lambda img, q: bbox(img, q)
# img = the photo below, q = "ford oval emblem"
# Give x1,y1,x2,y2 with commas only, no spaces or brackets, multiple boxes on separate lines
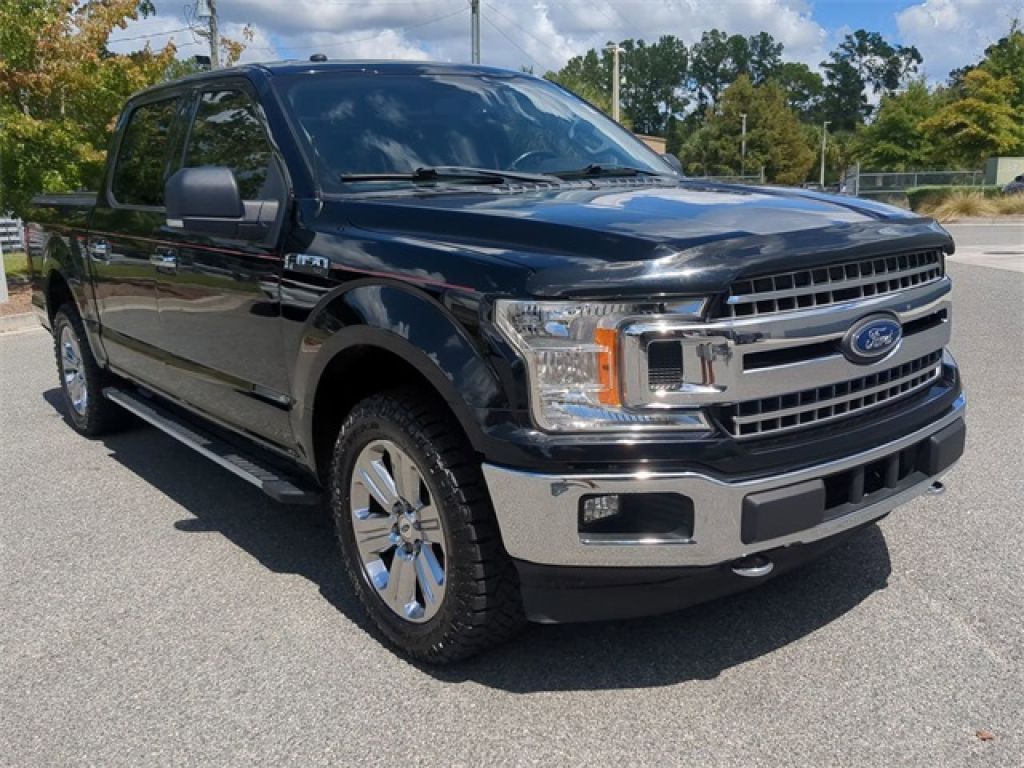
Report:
842,314,902,364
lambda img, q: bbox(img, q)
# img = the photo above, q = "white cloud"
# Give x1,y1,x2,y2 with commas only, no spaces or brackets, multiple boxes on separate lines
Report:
896,0,1024,81
110,0,830,72
108,0,1023,81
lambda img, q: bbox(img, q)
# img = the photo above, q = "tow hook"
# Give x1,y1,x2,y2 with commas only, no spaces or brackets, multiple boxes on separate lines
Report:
928,481,946,495
731,554,774,578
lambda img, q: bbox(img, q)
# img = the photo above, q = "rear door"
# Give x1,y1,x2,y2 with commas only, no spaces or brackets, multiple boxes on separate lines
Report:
89,92,187,386
150,83,293,445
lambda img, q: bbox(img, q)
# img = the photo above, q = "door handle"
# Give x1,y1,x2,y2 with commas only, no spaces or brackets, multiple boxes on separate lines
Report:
150,249,178,274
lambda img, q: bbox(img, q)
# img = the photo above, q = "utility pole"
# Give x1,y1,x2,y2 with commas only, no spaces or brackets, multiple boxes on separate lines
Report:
606,43,624,123
740,113,747,176
820,120,831,187
470,0,480,64
195,0,220,69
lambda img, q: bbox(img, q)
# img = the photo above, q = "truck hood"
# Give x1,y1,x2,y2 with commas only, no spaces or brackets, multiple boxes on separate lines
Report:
329,180,953,298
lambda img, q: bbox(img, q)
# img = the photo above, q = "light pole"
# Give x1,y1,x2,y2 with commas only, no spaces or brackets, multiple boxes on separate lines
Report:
820,120,831,187
606,43,625,123
470,0,480,64
740,113,747,176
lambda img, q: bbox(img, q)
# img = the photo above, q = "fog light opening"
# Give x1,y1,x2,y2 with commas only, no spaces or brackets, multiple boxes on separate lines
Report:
578,493,695,542
580,494,621,525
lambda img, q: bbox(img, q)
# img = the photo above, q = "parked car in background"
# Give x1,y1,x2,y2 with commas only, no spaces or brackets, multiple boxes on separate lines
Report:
1003,174,1024,195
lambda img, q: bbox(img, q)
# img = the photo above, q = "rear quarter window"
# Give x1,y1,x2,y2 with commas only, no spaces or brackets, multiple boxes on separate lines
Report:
111,97,181,207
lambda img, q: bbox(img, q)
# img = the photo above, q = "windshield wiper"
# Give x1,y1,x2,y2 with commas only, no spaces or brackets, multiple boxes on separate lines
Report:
339,166,562,184
552,164,670,179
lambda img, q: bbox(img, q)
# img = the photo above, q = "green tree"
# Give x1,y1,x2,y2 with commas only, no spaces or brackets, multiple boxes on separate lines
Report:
689,30,731,111
689,30,783,111
680,75,815,184
771,61,824,122
976,20,1024,110
617,36,689,135
922,69,1024,168
0,0,177,216
821,29,922,129
747,32,784,84
546,49,613,116
546,37,687,134
852,80,944,170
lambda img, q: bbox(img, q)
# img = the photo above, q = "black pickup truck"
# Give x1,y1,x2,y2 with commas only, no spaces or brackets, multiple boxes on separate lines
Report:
28,60,965,662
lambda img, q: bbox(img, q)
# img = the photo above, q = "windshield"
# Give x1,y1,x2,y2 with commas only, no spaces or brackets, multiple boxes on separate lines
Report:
275,70,675,191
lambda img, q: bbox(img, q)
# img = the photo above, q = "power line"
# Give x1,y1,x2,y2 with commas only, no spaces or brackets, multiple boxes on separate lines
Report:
481,15,543,72
482,2,561,71
597,0,647,43
107,26,191,44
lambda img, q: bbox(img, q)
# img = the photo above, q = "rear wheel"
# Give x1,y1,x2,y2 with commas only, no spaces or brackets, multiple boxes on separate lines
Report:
53,304,125,436
329,389,524,663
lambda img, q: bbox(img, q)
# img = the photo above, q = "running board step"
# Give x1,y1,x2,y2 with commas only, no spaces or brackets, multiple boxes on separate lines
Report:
103,387,321,505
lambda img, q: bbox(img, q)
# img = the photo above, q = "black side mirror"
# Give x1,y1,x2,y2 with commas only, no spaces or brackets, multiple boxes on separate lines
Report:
165,166,277,240
661,153,684,174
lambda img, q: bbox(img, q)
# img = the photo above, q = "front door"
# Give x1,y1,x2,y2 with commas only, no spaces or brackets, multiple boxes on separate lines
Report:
151,85,292,446
88,93,187,387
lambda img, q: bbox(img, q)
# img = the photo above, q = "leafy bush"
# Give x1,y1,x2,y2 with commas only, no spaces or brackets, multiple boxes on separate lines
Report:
906,185,1002,211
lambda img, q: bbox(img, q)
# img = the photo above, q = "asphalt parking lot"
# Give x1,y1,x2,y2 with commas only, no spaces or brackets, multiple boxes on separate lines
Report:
1,225,1022,767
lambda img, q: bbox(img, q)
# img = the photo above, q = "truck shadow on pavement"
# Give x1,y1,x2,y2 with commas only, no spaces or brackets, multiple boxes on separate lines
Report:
43,389,893,692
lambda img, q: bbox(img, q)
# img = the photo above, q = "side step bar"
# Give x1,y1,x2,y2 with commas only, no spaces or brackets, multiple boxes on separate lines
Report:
103,387,321,505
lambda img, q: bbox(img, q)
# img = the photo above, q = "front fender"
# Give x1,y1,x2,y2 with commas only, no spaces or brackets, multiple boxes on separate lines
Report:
291,280,506,460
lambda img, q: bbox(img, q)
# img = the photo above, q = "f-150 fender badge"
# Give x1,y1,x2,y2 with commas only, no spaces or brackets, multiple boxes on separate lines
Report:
842,313,902,364
284,252,330,277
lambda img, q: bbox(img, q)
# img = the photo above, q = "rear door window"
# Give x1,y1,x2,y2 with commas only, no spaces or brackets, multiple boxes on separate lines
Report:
183,89,275,199
111,97,182,207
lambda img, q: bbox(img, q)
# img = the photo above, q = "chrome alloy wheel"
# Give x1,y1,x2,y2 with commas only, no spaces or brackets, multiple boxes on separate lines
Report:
349,440,447,623
59,324,88,416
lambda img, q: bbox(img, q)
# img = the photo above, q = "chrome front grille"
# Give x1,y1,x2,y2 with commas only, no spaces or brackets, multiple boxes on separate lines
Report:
620,267,953,440
715,249,944,319
721,351,943,439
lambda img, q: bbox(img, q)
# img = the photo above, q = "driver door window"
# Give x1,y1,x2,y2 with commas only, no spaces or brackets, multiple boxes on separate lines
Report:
184,89,279,200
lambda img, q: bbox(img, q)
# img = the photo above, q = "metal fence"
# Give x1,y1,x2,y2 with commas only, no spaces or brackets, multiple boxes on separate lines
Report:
0,217,24,251
843,166,985,197
693,172,766,185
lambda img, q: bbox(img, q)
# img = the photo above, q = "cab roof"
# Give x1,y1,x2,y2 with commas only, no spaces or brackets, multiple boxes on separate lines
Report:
132,60,528,99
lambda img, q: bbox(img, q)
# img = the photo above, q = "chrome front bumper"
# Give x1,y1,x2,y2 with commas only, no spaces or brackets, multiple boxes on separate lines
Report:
482,394,965,568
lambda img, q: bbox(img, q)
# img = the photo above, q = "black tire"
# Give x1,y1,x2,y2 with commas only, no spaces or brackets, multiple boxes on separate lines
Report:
329,388,525,663
52,303,126,436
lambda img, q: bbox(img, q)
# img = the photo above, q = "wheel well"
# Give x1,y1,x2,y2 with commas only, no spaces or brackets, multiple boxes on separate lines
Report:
311,345,466,482
46,270,73,322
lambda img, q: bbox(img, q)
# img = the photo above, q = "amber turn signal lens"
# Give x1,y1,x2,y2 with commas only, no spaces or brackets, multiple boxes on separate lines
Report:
594,327,620,406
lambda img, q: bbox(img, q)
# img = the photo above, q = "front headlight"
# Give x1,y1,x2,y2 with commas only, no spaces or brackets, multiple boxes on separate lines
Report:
494,299,702,432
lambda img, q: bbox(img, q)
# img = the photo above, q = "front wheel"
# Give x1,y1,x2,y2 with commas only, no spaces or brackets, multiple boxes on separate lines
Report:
329,389,524,663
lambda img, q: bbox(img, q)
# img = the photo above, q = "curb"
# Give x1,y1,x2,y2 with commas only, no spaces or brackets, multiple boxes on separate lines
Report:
0,312,40,334
943,217,1024,225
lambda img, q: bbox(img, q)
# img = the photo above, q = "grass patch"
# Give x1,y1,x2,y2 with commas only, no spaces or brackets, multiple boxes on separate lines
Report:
992,194,1024,215
920,191,996,221
906,185,1001,212
2,250,30,280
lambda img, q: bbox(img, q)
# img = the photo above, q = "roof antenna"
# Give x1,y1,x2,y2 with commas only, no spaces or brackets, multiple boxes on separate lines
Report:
310,53,327,62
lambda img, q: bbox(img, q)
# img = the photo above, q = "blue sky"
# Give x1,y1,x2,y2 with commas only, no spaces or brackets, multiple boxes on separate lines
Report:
109,1,1024,82
811,0,911,40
